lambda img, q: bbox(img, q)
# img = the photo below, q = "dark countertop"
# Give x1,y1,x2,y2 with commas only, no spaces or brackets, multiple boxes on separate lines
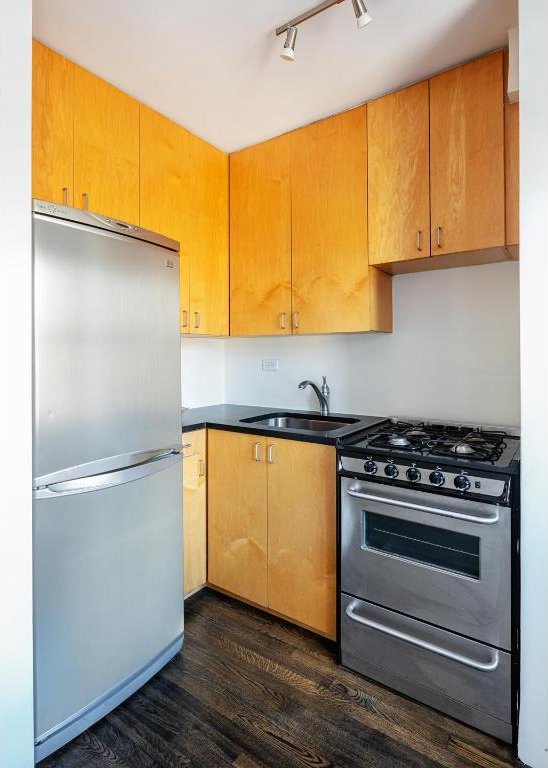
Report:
182,403,387,446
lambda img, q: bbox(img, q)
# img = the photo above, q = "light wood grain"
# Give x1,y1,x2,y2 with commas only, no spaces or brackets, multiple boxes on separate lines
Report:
375,245,516,275
505,101,519,246
32,40,74,204
291,108,371,334
230,136,292,336
73,65,139,223
183,430,207,596
267,439,336,638
369,267,393,331
140,106,191,332
430,52,505,256
186,134,229,337
368,81,431,265
207,430,268,606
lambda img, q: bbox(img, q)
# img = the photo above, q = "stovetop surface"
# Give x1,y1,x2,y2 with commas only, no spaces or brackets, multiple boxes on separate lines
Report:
341,418,520,472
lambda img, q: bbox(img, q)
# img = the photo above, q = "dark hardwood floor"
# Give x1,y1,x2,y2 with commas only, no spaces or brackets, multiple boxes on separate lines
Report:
40,589,516,768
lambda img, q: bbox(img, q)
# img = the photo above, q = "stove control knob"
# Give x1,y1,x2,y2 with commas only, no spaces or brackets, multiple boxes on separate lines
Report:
384,463,399,479
454,474,471,492
429,470,445,487
364,460,377,475
406,467,421,483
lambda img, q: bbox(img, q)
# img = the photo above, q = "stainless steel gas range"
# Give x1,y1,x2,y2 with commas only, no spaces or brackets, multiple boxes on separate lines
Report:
338,419,520,743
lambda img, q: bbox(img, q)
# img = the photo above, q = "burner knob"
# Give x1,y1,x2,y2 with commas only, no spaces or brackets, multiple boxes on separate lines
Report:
406,467,421,483
384,463,399,479
363,460,377,475
454,474,471,492
429,470,445,487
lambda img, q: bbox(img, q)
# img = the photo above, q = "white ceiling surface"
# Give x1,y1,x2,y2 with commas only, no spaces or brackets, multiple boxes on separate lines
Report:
33,0,518,152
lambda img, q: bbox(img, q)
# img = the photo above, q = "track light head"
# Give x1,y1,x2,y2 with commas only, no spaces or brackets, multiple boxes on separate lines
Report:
351,0,372,29
281,26,298,61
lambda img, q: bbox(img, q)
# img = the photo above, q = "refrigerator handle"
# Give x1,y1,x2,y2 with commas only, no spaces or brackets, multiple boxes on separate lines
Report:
34,451,182,500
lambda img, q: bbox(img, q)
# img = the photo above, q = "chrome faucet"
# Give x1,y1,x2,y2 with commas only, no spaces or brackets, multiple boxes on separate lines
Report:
298,377,330,416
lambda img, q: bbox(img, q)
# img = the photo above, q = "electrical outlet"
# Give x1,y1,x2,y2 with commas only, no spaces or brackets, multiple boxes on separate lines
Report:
262,359,279,372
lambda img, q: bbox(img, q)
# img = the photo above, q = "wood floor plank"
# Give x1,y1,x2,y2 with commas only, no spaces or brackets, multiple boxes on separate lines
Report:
38,589,517,768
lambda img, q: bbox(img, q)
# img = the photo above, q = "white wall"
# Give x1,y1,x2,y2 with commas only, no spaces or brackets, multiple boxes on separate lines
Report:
225,262,520,427
0,1,34,765
517,0,548,765
181,337,226,408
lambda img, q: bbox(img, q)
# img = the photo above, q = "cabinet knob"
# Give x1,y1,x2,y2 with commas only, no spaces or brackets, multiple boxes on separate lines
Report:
416,229,423,252
62,187,70,206
194,312,201,330
198,459,206,477
436,226,443,249
292,312,300,330
252,441,262,462
82,192,89,211
278,312,287,330
182,310,189,329
267,444,275,464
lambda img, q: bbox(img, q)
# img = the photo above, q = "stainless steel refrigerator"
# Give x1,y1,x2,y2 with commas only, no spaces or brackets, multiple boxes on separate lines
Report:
32,200,184,762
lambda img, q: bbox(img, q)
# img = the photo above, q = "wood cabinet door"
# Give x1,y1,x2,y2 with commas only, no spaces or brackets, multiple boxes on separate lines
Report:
140,106,190,332
183,430,207,597
505,101,519,246
230,136,292,336
368,81,430,265
207,430,268,606
187,134,229,337
430,52,505,256
291,108,370,334
267,439,336,637
73,65,139,223
32,41,74,205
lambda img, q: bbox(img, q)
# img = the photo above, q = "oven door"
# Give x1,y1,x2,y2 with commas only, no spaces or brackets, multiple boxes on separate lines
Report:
340,477,511,649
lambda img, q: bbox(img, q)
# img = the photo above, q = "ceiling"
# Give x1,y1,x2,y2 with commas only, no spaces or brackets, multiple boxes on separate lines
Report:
33,0,518,153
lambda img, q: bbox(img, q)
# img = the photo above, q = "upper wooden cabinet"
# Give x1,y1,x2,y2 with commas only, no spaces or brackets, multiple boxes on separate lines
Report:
292,108,391,334
430,52,505,257
368,81,431,266
73,65,140,223
32,41,74,205
230,136,292,336
207,430,268,606
505,101,519,247
140,106,191,332
186,134,229,337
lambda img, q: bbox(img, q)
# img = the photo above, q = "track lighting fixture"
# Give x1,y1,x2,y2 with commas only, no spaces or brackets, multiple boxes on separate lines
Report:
351,0,372,29
281,26,298,61
275,0,372,61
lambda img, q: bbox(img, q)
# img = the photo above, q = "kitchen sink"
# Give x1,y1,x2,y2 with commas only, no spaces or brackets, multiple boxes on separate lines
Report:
240,413,360,432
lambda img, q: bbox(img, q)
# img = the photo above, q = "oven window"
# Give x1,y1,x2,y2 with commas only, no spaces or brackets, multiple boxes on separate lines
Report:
365,512,480,579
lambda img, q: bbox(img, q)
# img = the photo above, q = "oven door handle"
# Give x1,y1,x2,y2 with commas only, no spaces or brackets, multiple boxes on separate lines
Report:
346,489,499,525
345,602,500,672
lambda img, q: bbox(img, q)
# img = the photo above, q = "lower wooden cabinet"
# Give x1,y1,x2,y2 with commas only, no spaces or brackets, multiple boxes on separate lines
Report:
183,430,207,597
207,429,337,637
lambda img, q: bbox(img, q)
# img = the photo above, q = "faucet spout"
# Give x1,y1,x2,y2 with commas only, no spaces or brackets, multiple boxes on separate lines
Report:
298,379,330,416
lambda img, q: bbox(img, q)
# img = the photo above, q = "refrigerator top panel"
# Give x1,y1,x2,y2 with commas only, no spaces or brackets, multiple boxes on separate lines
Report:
33,203,182,483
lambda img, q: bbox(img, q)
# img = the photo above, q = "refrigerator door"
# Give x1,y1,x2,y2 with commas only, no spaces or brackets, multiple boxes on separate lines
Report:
33,208,181,481
33,455,183,756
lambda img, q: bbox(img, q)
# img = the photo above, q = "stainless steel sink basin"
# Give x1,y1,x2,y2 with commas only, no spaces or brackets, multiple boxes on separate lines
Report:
240,413,359,432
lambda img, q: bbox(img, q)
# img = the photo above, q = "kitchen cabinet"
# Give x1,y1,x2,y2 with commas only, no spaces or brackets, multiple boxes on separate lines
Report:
32,40,74,205
73,65,140,223
140,106,229,336
230,135,292,336
368,81,431,266
183,430,207,597
291,108,392,334
207,429,336,637
505,101,519,248
267,438,336,637
140,106,191,332
430,52,505,257
207,430,268,606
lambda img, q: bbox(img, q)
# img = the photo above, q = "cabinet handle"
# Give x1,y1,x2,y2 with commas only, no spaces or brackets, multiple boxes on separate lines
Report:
292,312,300,330
278,312,287,330
182,442,192,450
253,441,262,462
198,459,206,477
82,192,89,211
62,187,69,206
194,312,201,329
267,444,275,464
416,230,422,252
436,226,442,249
182,310,189,329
